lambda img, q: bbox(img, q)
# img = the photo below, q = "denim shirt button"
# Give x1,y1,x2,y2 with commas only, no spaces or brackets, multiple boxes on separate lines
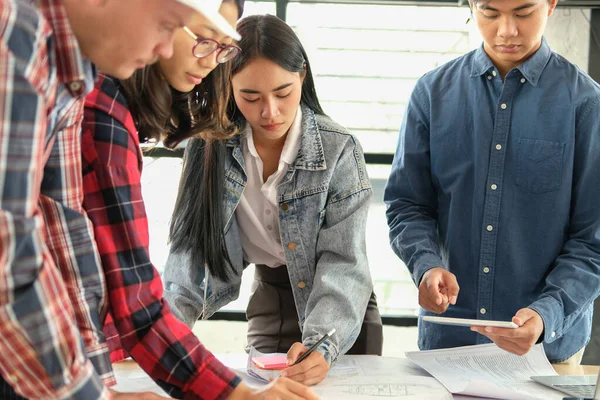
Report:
480,308,487,315
288,243,297,250
297,281,307,289
551,331,556,338
282,203,289,211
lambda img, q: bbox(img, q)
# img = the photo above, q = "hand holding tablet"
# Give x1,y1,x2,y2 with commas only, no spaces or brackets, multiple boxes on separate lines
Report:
421,315,519,329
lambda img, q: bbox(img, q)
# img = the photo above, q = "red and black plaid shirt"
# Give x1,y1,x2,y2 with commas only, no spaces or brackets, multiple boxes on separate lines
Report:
82,74,241,399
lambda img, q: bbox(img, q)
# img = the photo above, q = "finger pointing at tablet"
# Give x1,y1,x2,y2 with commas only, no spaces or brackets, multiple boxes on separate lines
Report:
419,267,460,314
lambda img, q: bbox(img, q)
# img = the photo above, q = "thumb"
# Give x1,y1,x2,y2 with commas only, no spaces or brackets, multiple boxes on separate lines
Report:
513,308,534,327
441,271,460,305
425,270,444,305
286,342,308,365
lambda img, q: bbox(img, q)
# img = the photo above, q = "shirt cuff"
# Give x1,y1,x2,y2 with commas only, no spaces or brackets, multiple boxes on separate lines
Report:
412,253,445,287
305,337,338,366
87,343,116,387
528,296,564,344
182,355,241,400
55,360,109,400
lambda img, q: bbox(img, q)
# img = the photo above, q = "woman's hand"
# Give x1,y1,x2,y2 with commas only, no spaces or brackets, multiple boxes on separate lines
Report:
279,342,330,386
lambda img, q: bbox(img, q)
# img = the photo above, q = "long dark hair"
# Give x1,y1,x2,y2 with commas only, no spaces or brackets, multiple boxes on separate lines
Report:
170,13,324,282
119,54,235,148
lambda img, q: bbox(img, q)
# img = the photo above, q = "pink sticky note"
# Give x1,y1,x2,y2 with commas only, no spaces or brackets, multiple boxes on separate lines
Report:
252,355,288,370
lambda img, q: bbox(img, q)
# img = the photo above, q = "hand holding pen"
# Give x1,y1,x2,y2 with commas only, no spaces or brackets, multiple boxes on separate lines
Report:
280,329,336,386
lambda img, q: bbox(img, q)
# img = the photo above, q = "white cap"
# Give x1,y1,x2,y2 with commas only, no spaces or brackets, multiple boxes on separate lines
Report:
175,0,241,41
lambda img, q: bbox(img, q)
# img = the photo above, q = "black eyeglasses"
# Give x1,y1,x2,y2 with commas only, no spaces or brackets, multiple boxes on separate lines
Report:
183,26,240,63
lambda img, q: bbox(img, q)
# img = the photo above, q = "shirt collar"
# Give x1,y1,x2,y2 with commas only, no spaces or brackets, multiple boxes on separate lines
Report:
516,37,552,86
279,106,302,165
40,0,94,96
229,104,326,171
243,106,303,165
470,44,496,78
470,37,552,86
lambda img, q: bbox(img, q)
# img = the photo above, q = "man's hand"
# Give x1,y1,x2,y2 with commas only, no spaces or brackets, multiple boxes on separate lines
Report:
470,308,544,356
109,389,170,399
418,267,460,314
280,342,330,386
228,379,319,400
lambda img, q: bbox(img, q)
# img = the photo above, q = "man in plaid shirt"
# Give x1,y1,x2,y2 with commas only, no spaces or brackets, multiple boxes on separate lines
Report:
0,0,217,398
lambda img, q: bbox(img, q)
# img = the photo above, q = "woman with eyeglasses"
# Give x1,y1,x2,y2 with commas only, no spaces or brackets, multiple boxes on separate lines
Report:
163,14,383,387
80,2,317,399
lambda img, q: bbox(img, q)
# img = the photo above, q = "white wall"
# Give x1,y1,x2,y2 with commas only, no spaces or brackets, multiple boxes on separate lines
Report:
545,9,590,72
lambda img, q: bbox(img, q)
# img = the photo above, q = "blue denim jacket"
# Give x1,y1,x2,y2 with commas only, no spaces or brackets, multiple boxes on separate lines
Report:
164,105,373,364
384,39,600,363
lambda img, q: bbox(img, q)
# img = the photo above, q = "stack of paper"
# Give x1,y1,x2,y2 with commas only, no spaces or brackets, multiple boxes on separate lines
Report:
406,343,565,400
246,346,284,383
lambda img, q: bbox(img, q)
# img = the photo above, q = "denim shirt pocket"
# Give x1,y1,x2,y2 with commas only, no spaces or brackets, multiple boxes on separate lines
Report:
516,138,565,194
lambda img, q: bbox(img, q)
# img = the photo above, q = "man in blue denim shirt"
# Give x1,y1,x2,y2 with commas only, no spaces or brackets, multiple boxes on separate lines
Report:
385,0,600,364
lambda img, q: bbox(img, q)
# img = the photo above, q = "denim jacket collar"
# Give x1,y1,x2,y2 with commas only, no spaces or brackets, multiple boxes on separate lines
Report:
470,37,552,86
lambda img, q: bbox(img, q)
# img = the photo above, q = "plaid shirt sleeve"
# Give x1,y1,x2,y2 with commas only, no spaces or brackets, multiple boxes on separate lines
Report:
82,74,241,399
38,117,115,386
0,1,110,399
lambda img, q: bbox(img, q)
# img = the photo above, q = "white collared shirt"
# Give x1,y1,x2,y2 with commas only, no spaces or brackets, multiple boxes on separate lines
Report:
236,106,303,268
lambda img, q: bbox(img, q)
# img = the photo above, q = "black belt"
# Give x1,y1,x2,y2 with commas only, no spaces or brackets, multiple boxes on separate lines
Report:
254,263,290,284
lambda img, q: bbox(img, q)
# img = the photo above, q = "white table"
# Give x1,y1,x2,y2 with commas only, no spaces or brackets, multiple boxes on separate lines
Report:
112,354,453,399
112,354,599,399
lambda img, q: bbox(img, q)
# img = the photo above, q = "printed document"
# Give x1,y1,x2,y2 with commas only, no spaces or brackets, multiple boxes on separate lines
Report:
241,348,453,399
406,343,564,400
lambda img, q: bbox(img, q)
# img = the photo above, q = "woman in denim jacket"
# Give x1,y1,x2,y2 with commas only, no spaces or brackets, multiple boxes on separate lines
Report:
163,14,382,386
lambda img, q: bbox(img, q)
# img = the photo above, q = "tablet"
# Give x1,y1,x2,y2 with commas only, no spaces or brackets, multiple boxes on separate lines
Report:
421,316,519,329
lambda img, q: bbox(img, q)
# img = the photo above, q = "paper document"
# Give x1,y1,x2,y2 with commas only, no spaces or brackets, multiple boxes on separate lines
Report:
406,343,565,400
242,349,453,399
111,360,170,396
313,357,452,399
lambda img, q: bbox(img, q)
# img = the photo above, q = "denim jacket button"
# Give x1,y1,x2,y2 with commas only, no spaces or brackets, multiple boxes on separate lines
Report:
297,281,307,289
288,243,297,250
281,203,289,211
